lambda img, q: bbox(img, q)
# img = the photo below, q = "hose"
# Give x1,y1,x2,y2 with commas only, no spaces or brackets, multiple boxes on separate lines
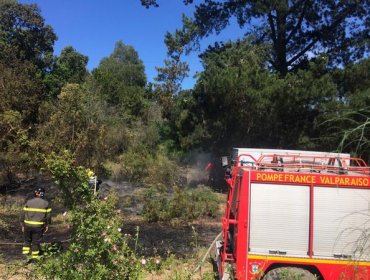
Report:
192,231,222,274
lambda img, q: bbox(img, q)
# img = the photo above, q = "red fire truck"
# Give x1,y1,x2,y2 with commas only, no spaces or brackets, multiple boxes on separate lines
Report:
217,148,370,280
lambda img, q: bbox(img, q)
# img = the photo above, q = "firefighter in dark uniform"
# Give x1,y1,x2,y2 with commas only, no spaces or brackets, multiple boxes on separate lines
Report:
21,187,52,262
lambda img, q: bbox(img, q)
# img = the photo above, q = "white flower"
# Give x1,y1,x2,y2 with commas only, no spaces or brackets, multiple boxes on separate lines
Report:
141,258,146,265
117,228,122,232
63,211,67,216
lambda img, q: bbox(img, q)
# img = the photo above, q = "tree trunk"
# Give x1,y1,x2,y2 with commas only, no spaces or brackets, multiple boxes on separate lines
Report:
275,2,288,76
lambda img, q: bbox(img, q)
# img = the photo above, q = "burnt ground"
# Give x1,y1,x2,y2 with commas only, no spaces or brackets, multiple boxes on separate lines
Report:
0,177,224,264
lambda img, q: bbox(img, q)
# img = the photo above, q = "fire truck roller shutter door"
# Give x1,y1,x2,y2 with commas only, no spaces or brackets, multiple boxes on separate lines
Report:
313,186,370,260
249,183,310,256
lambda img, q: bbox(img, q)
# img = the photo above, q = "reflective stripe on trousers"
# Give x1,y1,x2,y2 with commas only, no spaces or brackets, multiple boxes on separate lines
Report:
22,246,30,255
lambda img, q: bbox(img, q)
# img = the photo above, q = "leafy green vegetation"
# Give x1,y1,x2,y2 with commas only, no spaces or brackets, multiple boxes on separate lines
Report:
141,185,219,223
0,1,369,279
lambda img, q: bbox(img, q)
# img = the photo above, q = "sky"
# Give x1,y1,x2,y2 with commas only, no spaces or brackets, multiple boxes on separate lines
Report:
18,0,245,89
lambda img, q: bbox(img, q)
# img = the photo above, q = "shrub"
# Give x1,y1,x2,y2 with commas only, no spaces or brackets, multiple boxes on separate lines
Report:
37,194,142,280
141,185,219,223
141,186,170,222
36,151,142,279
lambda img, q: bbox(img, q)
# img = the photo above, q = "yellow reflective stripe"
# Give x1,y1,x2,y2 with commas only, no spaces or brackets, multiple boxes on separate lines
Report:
23,207,49,213
24,220,45,225
22,247,30,254
31,255,40,259
32,251,40,255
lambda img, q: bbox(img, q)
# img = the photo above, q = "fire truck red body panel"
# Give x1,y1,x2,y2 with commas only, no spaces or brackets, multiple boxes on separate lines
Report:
218,148,370,280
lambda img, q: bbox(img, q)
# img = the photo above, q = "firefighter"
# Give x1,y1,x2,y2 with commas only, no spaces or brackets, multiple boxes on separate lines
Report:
21,187,52,262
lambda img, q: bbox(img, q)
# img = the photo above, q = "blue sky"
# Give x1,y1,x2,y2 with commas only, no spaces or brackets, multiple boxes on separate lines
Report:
19,0,245,89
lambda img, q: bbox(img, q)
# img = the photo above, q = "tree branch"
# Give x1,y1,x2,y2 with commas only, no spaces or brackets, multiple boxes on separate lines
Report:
267,12,277,45
286,0,309,42
287,4,356,67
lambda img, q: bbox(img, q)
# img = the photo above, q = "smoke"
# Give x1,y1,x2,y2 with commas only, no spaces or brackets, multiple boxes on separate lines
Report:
184,150,213,187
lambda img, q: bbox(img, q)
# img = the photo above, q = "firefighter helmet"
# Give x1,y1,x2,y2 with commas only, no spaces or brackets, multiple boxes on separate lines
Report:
34,187,45,197
87,170,95,177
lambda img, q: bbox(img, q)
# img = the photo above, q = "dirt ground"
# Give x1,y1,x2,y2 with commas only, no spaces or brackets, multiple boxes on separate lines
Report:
0,177,225,279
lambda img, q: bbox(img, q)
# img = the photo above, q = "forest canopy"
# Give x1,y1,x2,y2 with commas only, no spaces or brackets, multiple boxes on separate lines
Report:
0,0,369,187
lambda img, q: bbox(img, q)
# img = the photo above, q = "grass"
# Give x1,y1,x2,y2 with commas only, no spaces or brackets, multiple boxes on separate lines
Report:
0,192,224,280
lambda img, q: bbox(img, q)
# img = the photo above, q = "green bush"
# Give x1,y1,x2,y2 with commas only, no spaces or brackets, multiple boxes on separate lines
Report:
141,186,170,222
141,185,219,223
109,146,181,189
37,194,142,280
36,151,142,279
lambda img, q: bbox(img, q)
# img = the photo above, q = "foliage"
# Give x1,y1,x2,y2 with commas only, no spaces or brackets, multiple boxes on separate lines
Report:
0,60,44,125
143,0,369,76
37,84,113,172
153,32,190,117
0,0,56,70
37,151,142,279
191,40,276,151
42,150,93,209
0,1,54,182
321,108,370,162
0,110,32,184
182,41,342,153
44,46,89,98
92,41,148,121
37,195,142,280
0,59,44,182
166,90,206,151
317,58,370,161
269,56,337,149
141,185,219,223
109,145,180,188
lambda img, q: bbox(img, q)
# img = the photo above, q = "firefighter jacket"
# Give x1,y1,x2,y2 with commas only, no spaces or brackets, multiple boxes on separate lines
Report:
22,197,52,228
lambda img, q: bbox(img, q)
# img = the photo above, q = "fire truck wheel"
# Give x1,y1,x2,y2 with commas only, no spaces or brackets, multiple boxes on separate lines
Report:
263,267,316,280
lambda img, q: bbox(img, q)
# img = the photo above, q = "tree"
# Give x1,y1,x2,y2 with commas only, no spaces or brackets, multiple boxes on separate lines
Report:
152,31,190,117
180,40,339,153
0,1,57,70
92,41,148,120
37,84,113,171
192,40,276,151
38,152,142,279
0,59,45,183
318,58,370,161
44,46,89,98
142,0,369,76
153,56,189,117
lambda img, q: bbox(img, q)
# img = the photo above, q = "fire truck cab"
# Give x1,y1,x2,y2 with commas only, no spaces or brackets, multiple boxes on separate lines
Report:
217,148,370,280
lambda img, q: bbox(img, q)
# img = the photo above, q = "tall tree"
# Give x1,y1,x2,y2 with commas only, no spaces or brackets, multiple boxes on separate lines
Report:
37,84,116,171
318,58,370,161
153,32,189,117
142,0,369,76
0,0,57,70
44,46,89,98
92,41,148,120
0,60,44,183
195,40,277,151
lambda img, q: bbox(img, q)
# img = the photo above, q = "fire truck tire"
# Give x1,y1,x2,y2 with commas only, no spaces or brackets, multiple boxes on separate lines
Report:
263,267,316,280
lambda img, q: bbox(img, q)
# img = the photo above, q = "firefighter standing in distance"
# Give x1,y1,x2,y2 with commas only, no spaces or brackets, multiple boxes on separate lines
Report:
21,187,52,262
